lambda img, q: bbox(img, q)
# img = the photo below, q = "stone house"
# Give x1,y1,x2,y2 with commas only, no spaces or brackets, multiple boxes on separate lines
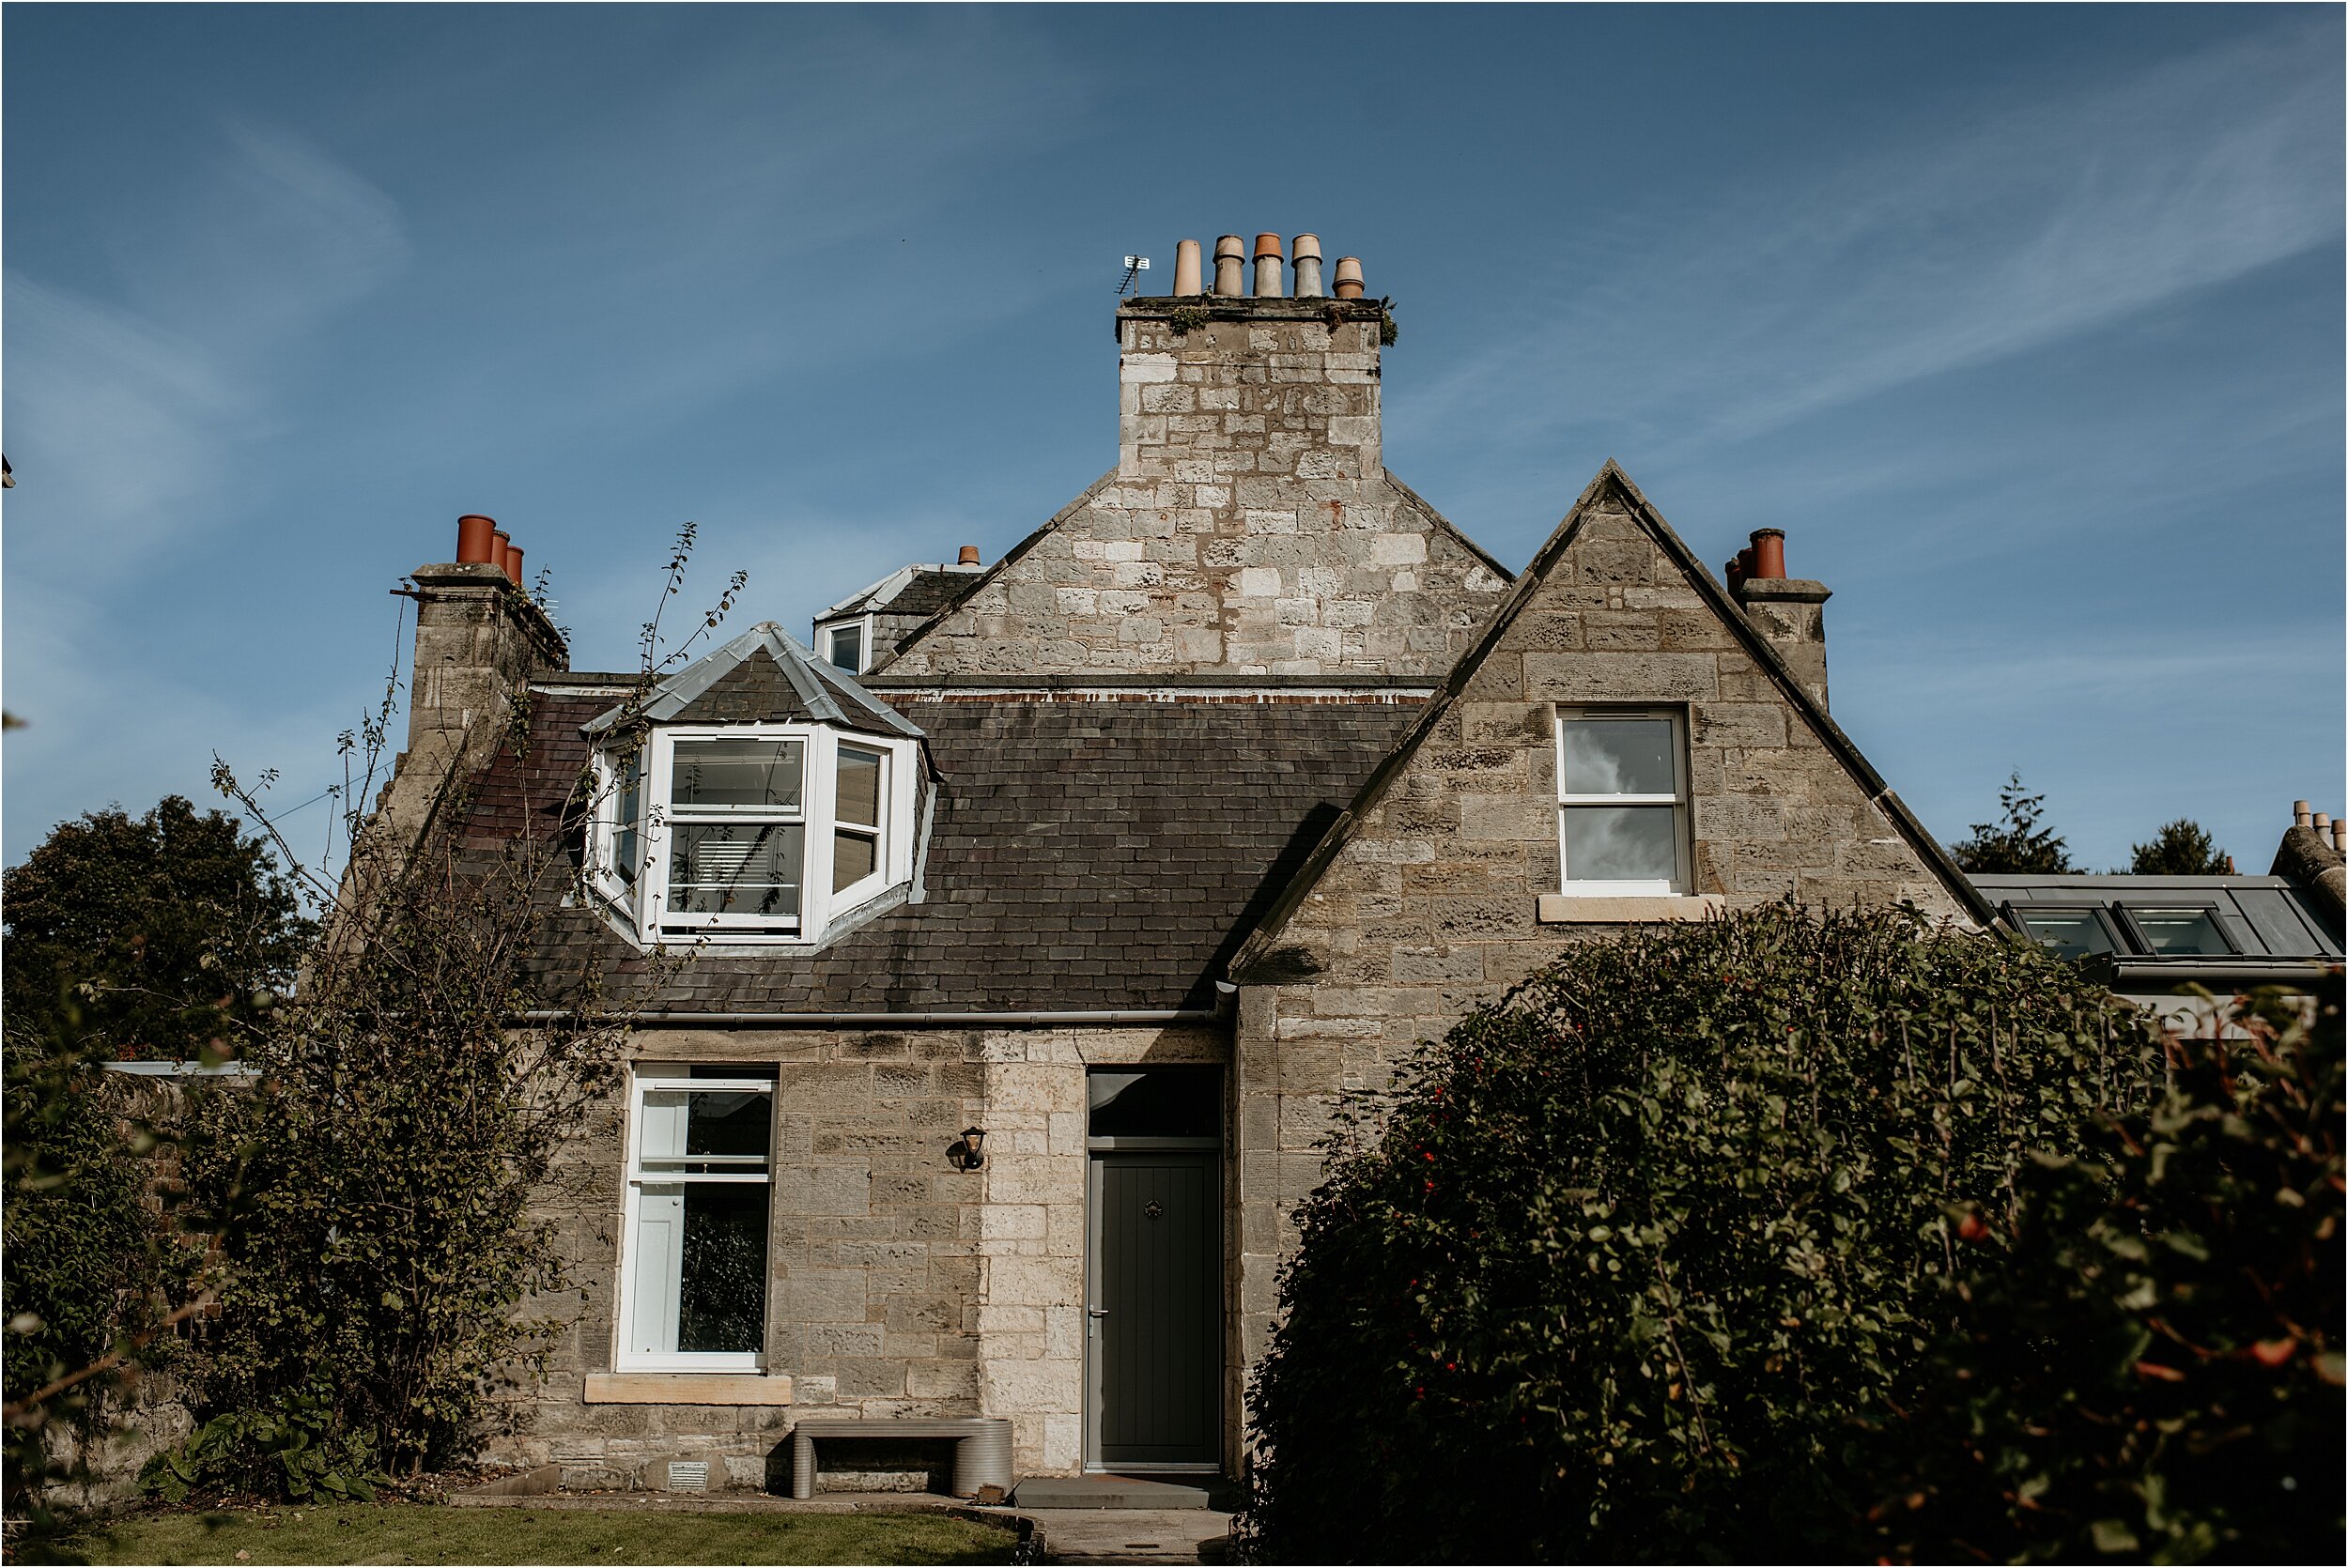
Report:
379,232,2019,1495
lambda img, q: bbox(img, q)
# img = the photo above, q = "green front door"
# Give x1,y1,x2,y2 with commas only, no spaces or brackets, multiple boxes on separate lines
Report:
1087,1150,1220,1469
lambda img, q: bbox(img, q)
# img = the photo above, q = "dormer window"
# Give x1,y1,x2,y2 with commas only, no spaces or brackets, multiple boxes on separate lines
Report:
821,620,869,674
591,721,917,945
581,623,927,946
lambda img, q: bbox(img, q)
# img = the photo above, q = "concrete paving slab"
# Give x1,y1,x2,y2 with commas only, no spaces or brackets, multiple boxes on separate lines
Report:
1016,1506,1234,1564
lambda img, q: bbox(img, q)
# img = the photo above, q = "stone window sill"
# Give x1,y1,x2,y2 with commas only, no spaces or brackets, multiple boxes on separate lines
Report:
1537,894,1724,924
583,1374,795,1406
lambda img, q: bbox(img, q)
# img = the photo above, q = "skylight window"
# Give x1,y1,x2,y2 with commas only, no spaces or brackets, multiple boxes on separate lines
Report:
2008,906,2121,961
2118,906,2235,958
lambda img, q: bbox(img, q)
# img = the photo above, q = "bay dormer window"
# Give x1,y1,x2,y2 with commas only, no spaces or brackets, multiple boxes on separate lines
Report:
591,721,918,945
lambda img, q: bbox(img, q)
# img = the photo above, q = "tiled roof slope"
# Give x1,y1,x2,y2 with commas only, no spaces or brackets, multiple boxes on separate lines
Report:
464,690,1420,1013
582,624,920,741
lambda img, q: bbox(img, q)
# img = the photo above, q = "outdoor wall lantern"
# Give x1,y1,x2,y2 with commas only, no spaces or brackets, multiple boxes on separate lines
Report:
952,1126,987,1171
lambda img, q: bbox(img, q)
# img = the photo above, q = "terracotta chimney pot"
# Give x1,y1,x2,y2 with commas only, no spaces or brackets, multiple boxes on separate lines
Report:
1213,235,1245,297
1172,238,1203,297
958,545,981,566
502,542,524,587
1748,528,1786,580
1253,233,1285,298
1332,256,1365,300
2294,800,2313,827
456,514,499,564
1291,234,1325,298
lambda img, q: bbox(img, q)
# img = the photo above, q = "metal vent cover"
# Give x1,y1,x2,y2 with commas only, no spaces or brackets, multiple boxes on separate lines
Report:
666,1460,710,1492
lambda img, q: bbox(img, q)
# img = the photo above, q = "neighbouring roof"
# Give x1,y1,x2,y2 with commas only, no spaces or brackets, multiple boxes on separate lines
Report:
468,689,1422,1012
1975,872,2341,983
582,623,922,741
821,564,985,622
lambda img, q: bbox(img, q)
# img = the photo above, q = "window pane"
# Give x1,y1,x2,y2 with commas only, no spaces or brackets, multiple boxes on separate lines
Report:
2128,907,2230,957
2016,910,2115,961
832,829,877,892
671,738,803,811
826,626,863,672
837,746,883,828
640,1089,773,1162
614,757,643,884
1563,806,1678,883
669,822,803,916
1089,1068,1221,1137
1563,719,1676,796
651,1180,767,1355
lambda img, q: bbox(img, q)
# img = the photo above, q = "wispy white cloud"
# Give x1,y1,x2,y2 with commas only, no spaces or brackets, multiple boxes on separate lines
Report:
1404,21,2342,454
4,121,415,859
5,121,410,564
2,277,244,543
116,117,413,345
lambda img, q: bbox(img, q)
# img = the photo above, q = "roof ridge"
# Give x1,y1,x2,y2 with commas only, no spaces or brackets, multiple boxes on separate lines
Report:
581,622,922,739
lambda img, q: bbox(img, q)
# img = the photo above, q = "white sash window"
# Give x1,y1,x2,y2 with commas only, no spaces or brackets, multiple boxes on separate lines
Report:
617,1072,774,1372
1554,709,1691,896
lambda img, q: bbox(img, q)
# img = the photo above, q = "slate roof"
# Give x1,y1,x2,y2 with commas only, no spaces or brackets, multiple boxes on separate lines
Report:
882,569,984,618
582,624,921,741
823,565,984,620
465,688,1422,1013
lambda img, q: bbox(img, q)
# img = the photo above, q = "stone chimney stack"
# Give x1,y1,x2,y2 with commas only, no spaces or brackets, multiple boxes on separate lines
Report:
1726,528,1831,709
874,233,1511,678
402,515,568,771
2273,798,2347,930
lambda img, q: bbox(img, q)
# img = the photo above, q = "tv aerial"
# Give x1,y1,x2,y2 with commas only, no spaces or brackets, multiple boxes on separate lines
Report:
1118,255,1151,296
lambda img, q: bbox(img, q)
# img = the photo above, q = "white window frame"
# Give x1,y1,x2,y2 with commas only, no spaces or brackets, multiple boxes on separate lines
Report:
593,722,919,945
817,614,875,675
588,744,647,909
1552,707,1691,897
614,1071,773,1373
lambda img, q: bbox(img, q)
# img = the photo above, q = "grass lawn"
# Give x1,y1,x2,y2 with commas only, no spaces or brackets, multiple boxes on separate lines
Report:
27,1503,1018,1566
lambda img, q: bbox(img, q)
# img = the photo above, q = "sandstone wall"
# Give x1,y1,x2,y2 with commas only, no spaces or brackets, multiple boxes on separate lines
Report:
882,298,1507,677
1226,474,1973,1383
511,1022,1229,1489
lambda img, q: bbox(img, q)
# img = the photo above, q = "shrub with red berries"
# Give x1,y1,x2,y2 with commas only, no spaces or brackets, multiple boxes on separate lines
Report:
1239,902,2172,1561
1866,977,2343,1562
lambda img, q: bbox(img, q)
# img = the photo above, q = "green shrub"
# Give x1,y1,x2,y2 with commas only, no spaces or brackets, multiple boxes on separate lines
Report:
140,1390,383,1504
1241,902,2161,1563
2,1027,192,1514
1865,979,2342,1562
162,816,633,1488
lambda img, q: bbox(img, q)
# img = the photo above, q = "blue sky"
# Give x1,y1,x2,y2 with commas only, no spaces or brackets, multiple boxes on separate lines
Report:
5,5,2341,874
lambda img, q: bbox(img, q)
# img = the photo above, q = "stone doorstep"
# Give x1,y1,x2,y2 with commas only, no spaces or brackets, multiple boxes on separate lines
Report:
1010,1474,1230,1511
